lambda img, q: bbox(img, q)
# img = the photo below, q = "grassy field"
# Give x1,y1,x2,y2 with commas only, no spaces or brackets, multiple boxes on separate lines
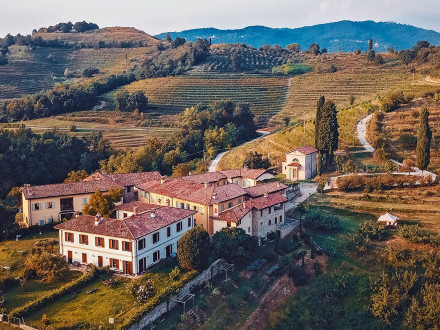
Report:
383,98,440,173
120,74,289,127
1,110,179,149
0,45,157,99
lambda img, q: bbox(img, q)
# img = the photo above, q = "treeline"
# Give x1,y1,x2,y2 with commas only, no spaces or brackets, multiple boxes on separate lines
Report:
135,38,210,78
0,129,113,198
100,100,257,176
0,73,135,122
35,21,99,34
114,90,149,112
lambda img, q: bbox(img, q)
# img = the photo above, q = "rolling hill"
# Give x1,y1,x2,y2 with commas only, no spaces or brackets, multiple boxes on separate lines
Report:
156,20,440,52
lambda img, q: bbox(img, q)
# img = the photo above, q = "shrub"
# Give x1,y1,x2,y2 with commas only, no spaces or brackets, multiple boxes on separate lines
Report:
290,265,308,286
212,227,257,266
24,253,70,283
277,240,299,254
314,262,323,276
177,226,211,271
169,266,181,281
304,209,340,231
128,279,154,303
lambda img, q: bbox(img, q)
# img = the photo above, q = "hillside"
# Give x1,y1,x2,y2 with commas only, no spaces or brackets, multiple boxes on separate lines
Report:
156,20,440,52
33,27,160,46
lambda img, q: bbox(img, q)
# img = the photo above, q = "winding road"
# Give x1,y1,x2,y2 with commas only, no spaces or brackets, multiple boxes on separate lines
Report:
208,129,270,172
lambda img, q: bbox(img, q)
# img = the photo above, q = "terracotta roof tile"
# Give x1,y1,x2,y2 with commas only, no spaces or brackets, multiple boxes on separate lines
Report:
54,206,196,239
84,171,161,186
247,193,287,210
220,168,269,180
181,172,227,184
217,204,252,223
245,181,287,198
287,162,301,167
22,180,123,200
115,201,158,213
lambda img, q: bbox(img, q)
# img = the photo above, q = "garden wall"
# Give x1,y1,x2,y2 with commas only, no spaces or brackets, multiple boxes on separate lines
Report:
129,259,225,330
278,222,299,239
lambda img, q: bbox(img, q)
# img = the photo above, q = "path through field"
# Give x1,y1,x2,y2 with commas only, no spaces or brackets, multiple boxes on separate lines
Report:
208,130,270,172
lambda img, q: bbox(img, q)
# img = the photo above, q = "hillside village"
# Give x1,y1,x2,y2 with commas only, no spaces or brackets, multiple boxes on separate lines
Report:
1,11,440,329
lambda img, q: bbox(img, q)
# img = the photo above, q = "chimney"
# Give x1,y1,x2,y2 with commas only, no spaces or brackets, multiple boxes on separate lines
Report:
150,210,156,218
242,201,246,209
212,192,217,200
204,182,208,188
277,182,281,187
243,166,249,171
264,191,268,198
188,172,192,176
133,206,138,216
160,176,165,184
94,212,102,225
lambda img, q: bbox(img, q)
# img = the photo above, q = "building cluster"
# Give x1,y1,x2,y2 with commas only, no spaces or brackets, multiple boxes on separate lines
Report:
21,146,317,276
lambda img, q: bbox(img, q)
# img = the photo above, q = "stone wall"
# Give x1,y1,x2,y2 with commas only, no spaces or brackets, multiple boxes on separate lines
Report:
130,259,225,330
278,221,299,239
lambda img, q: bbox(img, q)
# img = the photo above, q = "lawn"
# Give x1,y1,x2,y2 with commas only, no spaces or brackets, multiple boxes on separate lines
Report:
25,273,136,328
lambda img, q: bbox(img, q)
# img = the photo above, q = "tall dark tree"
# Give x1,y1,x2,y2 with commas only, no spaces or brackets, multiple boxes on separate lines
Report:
368,38,373,51
416,107,432,173
315,96,338,175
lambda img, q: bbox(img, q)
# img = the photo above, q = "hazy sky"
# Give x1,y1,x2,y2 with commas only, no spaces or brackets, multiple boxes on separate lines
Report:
2,0,440,37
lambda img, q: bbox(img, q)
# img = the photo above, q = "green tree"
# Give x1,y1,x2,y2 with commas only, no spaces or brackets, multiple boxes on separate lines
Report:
243,151,270,169
309,43,320,55
416,107,432,174
177,226,211,271
24,253,70,283
369,38,373,51
367,49,376,61
286,43,300,52
82,189,123,217
211,227,257,265
64,170,88,183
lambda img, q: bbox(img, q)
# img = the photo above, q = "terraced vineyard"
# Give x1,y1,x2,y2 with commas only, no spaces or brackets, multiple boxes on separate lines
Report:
2,110,179,149
0,45,156,99
122,74,289,126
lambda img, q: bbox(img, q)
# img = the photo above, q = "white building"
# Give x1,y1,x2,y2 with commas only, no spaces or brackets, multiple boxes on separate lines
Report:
377,213,398,227
282,146,318,181
54,205,196,275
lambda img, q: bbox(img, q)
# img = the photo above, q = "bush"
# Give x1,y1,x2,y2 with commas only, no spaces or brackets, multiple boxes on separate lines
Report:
303,209,340,231
169,266,181,281
82,67,99,77
277,240,299,254
290,265,308,286
177,226,211,271
128,279,154,303
212,227,257,266
24,253,70,283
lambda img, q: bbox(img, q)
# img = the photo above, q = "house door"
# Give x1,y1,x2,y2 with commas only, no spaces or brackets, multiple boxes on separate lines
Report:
122,261,132,275
82,253,87,263
67,251,72,263
166,244,173,258
291,168,297,181
98,256,103,268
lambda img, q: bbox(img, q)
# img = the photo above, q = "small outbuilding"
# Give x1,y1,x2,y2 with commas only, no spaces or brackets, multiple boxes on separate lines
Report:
282,146,317,181
377,213,398,227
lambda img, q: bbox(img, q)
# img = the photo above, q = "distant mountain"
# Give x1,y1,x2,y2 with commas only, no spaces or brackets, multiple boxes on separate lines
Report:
156,20,440,52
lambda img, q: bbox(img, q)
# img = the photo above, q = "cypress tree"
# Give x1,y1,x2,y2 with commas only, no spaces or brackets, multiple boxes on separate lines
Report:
416,107,432,173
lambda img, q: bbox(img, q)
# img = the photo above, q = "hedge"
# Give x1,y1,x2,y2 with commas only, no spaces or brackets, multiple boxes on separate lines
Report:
10,266,98,318
119,270,197,329
337,174,433,192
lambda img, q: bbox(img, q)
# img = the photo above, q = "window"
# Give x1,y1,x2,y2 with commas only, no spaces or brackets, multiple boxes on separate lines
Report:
260,210,263,217
65,232,74,242
122,241,132,251
248,226,251,233
176,222,183,232
268,207,272,214
221,205,225,211
140,191,144,197
167,227,171,237
153,250,160,262
126,186,132,193
152,232,160,243
81,198,87,205
228,202,233,208
238,198,242,204
237,220,241,226
187,217,192,227
193,205,197,211
109,239,119,250
32,203,42,211
138,238,145,250
123,212,128,218
243,181,247,187
79,234,88,245
95,237,105,247
175,201,178,208
151,196,155,202
45,201,55,209
227,221,231,227
280,215,283,222
269,219,272,225
200,207,204,215
275,217,278,224
139,257,147,273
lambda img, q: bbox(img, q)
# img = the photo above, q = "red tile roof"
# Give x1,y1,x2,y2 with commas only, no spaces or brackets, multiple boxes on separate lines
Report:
84,171,161,186
22,180,123,200
137,179,247,205
54,206,196,239
181,172,227,184
217,204,252,223
244,181,287,198
220,168,269,180
115,201,158,213
288,146,318,155
247,193,287,210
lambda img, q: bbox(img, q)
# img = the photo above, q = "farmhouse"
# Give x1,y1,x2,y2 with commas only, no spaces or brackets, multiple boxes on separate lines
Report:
54,206,196,275
21,171,161,227
282,146,318,181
